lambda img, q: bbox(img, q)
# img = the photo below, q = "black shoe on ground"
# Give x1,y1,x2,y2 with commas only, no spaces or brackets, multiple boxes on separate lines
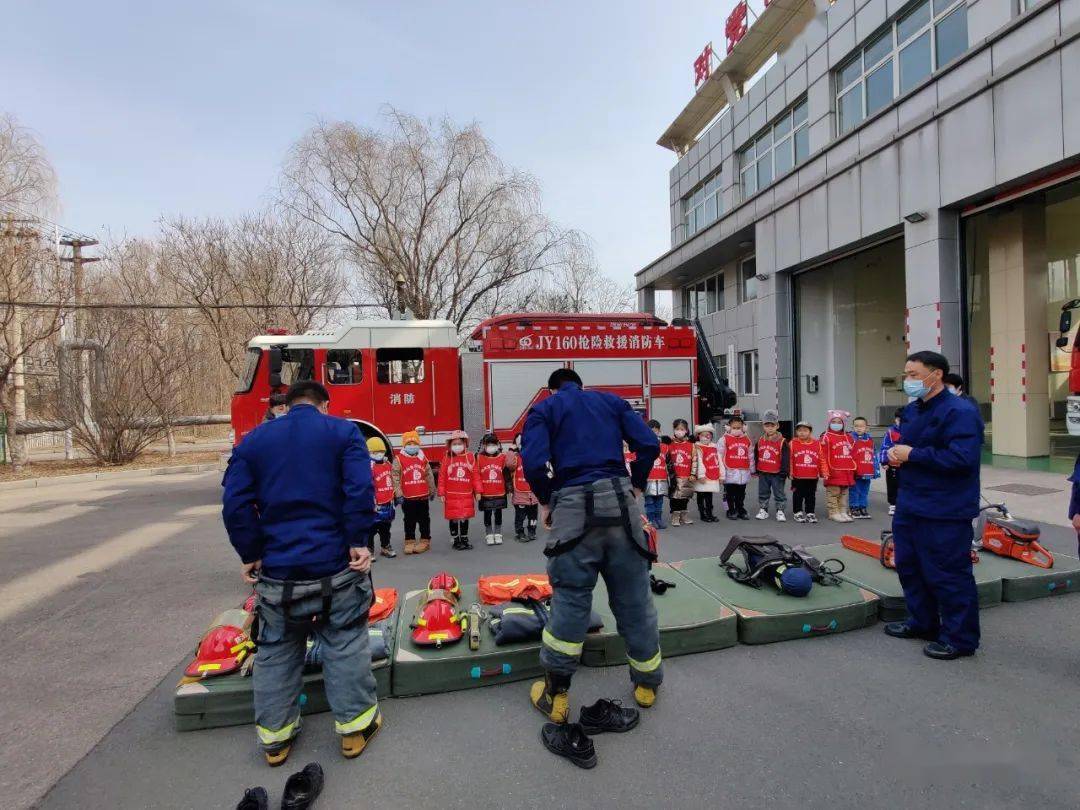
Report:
737,510,750,520
236,786,268,810
883,622,937,641
923,641,974,660
514,530,526,542
460,537,473,550
725,511,736,520
527,530,537,541
540,722,597,769
578,698,640,735
281,762,323,810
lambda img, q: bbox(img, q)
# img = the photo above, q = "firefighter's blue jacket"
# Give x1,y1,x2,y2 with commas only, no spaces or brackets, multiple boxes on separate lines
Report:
222,404,375,579
521,381,660,505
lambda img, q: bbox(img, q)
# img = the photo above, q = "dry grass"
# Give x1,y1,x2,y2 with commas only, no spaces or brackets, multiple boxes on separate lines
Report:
0,449,225,482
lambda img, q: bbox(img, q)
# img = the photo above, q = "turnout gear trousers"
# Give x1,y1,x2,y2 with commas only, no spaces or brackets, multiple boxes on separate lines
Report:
541,477,663,688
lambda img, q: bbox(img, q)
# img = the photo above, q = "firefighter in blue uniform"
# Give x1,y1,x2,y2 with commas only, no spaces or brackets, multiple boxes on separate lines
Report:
222,381,382,766
885,351,984,660
521,368,661,763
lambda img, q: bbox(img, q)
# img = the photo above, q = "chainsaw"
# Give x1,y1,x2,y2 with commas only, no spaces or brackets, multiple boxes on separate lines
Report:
975,501,1053,569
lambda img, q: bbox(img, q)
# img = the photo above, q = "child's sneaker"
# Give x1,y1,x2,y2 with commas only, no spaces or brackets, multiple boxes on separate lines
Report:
857,509,872,520
888,505,896,515
775,510,786,522
829,513,844,522
793,511,806,523
680,512,694,525
841,513,855,523
485,533,496,546
755,508,769,520
380,546,397,558
806,513,818,523
494,533,503,544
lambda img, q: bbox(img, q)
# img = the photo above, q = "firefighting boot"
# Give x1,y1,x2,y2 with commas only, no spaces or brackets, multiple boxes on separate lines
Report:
530,672,571,724
633,684,658,708
341,711,383,759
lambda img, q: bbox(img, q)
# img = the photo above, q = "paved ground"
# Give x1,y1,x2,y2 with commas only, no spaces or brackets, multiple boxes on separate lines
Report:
2,471,1078,809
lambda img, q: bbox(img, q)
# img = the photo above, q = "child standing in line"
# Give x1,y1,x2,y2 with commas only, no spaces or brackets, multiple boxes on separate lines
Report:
367,437,397,558
789,419,825,523
719,414,754,520
879,409,903,516
392,428,435,554
691,423,723,522
849,416,879,520
505,433,539,542
754,409,788,522
668,418,695,526
643,419,669,529
476,432,508,546
438,429,477,550
821,409,855,523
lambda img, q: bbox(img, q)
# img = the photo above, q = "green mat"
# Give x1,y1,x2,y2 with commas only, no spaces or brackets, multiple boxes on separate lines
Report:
174,615,396,732
814,543,1003,621
672,556,879,644
391,585,544,697
582,563,738,667
971,550,1080,602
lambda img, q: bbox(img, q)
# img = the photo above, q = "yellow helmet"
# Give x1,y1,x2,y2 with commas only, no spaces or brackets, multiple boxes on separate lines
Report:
366,436,387,454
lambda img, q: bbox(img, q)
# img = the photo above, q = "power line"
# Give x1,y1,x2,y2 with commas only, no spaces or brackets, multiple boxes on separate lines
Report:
0,300,384,310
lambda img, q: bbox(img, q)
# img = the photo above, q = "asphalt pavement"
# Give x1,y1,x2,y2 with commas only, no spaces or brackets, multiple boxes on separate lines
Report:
2,471,1078,809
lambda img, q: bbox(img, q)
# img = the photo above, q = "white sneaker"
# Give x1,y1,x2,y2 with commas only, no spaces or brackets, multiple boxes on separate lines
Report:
841,513,855,523
775,511,786,522
807,513,818,523
829,514,845,522
755,508,769,520
888,505,896,515
494,533,503,545
485,533,495,546
793,511,806,523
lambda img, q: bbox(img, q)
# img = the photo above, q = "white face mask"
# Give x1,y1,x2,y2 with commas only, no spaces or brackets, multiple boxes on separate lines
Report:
829,422,843,432
698,434,713,443
485,444,499,455
730,428,744,437
946,385,958,395
674,430,687,439
451,443,465,454
372,452,385,463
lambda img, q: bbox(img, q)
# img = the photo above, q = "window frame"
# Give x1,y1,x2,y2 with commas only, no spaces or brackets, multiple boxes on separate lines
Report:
680,171,723,241
278,347,315,387
835,0,967,136
681,270,726,318
738,97,810,200
324,348,364,386
738,257,758,304
375,347,426,385
738,349,759,396
235,347,262,393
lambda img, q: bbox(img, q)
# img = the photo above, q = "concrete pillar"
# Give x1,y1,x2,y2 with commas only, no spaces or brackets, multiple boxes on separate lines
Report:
988,203,1049,457
638,285,656,315
904,210,962,367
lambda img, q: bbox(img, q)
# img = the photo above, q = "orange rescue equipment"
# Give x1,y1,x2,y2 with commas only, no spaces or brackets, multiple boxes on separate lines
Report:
478,573,552,605
981,515,1054,569
841,533,895,570
410,572,465,647
370,587,399,623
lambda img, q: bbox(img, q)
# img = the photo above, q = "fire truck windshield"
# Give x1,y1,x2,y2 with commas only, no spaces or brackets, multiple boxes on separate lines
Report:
235,347,261,393
279,348,316,386
377,348,425,384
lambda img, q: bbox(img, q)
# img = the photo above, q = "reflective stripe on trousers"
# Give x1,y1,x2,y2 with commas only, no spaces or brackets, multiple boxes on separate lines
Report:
542,627,583,658
257,713,301,746
334,702,379,735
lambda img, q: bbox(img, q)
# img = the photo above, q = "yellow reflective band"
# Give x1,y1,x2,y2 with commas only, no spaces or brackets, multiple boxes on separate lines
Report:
257,715,301,745
542,628,583,657
197,663,222,672
628,650,663,673
335,704,379,735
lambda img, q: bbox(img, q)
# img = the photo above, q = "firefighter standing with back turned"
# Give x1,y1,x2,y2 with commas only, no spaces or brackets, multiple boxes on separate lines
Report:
521,368,661,769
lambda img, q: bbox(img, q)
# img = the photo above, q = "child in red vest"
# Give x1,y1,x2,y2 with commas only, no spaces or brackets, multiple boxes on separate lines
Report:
476,432,509,546
367,436,398,559
789,419,825,522
754,409,788,522
691,423,723,522
668,418,695,526
849,416,879,519
719,414,754,520
821,409,855,523
392,428,435,554
505,432,539,542
643,419,669,529
438,429,477,550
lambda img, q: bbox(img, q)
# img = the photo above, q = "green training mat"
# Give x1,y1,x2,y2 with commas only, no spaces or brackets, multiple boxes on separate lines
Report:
813,543,1003,620
672,556,879,644
391,585,544,697
582,562,738,667
174,614,396,733
971,550,1080,601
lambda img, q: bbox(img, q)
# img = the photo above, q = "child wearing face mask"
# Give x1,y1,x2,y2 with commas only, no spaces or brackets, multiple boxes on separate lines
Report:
691,423,724,522
393,429,436,554
367,436,398,558
505,433,539,542
878,409,903,516
848,416,879,519
668,418,695,526
437,430,477,550
643,419,669,529
821,409,855,523
476,432,509,546
719,414,754,520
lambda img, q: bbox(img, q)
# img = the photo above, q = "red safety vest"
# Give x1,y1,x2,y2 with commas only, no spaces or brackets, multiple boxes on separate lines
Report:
790,439,823,479
648,446,669,481
441,454,475,496
397,452,431,499
822,431,855,471
669,441,693,477
513,463,532,493
372,461,395,505
624,451,636,473
698,444,722,481
476,453,507,497
724,434,752,470
756,435,784,475
852,435,876,476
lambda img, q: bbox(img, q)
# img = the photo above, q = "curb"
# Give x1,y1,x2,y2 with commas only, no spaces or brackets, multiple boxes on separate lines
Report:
0,460,227,492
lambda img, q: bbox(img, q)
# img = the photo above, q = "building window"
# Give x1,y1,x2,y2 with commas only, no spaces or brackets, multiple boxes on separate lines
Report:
714,353,729,386
739,257,758,304
738,350,759,396
739,98,809,199
680,171,722,241
681,271,725,318
835,0,967,136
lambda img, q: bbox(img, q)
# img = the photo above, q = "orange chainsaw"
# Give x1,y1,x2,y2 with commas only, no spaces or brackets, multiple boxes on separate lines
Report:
841,531,895,569
976,502,1053,569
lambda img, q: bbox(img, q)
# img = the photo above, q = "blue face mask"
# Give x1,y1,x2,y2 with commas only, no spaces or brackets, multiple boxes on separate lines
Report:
903,376,930,399
404,445,420,456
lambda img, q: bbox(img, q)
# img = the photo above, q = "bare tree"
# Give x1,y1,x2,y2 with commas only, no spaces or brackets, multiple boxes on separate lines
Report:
281,107,581,333
507,233,635,314
0,113,56,214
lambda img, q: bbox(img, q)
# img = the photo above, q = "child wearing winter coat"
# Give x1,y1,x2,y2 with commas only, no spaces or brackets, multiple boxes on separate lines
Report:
668,418,695,526
878,409,903,516
821,409,855,523
505,433,539,542
643,419,669,529
438,430,477,550
849,416,879,519
789,419,826,522
690,423,723,522
719,414,754,520
367,436,397,558
476,432,509,546
392,428,436,554
754,409,789,522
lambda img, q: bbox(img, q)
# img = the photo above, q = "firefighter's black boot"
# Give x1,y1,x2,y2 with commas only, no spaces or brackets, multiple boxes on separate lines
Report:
530,671,571,724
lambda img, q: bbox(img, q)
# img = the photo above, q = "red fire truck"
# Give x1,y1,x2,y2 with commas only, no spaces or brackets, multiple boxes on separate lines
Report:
231,313,734,461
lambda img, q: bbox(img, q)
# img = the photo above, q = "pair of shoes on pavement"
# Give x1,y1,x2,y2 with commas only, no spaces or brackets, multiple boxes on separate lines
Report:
540,696,650,769
485,533,504,546
850,508,872,520
829,512,854,523
452,537,473,551
883,622,975,660
755,509,787,522
237,762,323,810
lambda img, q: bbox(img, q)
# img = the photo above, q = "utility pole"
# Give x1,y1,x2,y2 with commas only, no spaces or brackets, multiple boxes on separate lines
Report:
60,237,99,456
2,215,40,469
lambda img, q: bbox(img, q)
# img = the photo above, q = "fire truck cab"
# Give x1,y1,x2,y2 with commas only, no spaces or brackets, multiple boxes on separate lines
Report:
231,320,463,461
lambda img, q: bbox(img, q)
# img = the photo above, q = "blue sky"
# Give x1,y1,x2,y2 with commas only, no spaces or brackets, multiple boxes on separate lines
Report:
3,1,736,288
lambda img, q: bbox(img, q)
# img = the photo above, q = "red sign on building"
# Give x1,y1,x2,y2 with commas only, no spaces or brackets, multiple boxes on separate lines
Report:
693,42,714,87
726,1,749,53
